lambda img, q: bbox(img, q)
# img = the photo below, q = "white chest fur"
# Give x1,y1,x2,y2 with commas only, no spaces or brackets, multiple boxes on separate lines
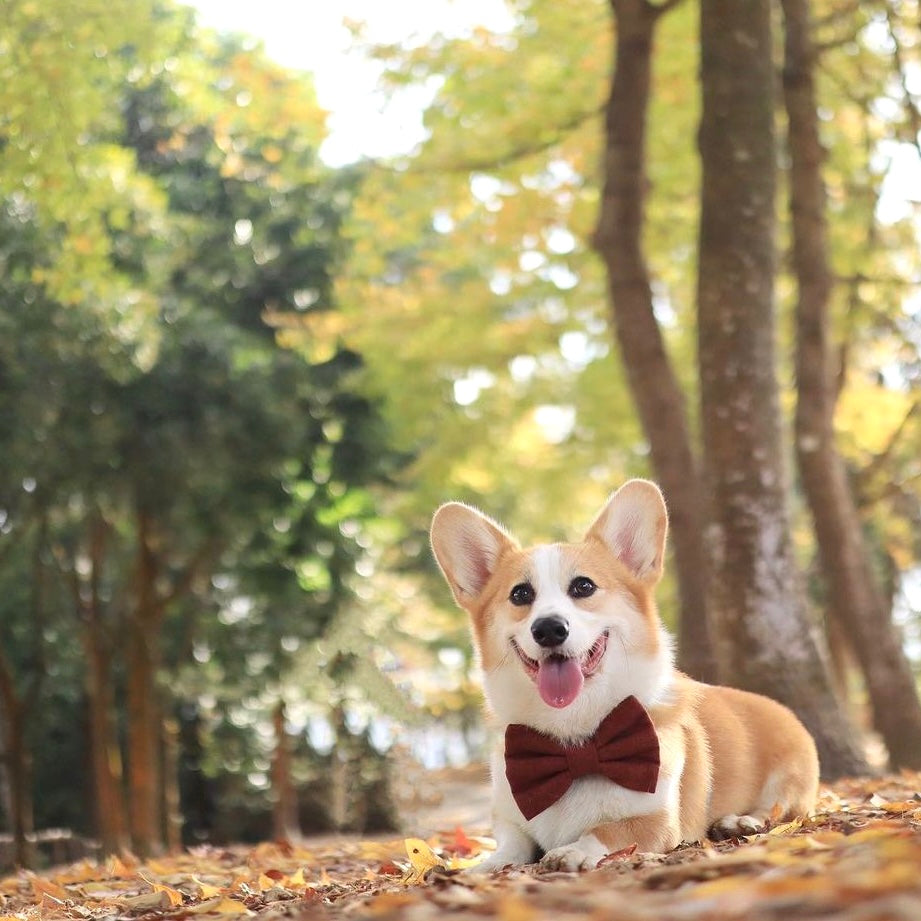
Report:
489,744,676,853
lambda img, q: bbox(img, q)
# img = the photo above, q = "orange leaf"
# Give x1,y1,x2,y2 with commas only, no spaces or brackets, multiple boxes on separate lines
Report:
137,872,183,907
598,843,639,865
451,826,474,856
106,856,135,878
28,874,70,903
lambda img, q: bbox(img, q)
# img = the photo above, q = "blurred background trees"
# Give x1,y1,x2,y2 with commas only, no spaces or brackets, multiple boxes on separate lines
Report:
2,0,921,868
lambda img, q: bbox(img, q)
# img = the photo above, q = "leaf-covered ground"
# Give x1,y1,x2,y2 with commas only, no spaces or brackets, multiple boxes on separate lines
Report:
4,773,921,920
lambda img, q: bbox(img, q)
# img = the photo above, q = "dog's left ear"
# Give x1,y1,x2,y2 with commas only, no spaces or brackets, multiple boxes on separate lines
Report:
585,479,668,584
430,502,517,608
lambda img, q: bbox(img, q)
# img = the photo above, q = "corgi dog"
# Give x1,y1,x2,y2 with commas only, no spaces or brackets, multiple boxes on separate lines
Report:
430,479,819,872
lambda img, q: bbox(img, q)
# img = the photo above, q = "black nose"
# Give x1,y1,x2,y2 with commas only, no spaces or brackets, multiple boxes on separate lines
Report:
531,616,569,648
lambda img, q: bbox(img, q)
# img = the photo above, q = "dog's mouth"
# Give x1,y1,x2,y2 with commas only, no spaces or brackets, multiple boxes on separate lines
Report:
511,632,609,709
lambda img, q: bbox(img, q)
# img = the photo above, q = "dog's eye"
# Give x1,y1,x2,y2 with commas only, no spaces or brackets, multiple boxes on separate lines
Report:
509,582,535,606
568,576,597,599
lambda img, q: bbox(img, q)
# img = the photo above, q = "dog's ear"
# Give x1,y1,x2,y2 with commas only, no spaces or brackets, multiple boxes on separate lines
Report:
430,502,516,607
585,479,668,584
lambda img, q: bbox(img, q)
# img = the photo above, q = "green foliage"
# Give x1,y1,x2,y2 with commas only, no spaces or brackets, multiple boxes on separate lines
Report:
0,0,405,848
335,0,921,588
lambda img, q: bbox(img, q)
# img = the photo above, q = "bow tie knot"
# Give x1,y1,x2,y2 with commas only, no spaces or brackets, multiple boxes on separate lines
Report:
504,695,660,820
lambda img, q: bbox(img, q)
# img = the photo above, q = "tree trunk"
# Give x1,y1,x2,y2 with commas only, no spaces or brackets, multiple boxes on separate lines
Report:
83,513,129,855
270,700,300,841
696,0,868,778
162,717,183,852
781,0,921,769
84,633,128,854
594,0,717,683
126,509,164,856
0,662,35,868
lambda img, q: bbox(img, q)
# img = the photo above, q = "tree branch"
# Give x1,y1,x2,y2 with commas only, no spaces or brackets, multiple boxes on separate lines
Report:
855,400,921,494
409,104,604,175
883,3,921,161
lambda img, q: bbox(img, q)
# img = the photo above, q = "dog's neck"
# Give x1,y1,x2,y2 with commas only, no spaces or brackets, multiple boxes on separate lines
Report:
483,627,676,744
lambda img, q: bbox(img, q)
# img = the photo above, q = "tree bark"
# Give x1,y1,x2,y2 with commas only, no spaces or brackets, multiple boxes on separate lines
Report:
594,0,717,683
84,632,128,854
82,513,129,855
162,717,183,852
126,508,164,856
781,0,921,769
696,0,868,778
0,662,35,868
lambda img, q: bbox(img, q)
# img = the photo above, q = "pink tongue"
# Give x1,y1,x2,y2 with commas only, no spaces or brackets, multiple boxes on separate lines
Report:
537,657,584,709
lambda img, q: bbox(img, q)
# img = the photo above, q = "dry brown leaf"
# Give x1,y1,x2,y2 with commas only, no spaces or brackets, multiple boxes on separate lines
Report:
137,872,183,907
121,889,174,912
190,877,223,899
27,874,70,903
105,857,135,879
768,818,803,836
497,894,537,921
187,896,252,915
357,841,403,861
363,891,418,915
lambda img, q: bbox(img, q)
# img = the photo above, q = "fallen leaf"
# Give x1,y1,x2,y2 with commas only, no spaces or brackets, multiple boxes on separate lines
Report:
451,827,475,856
403,838,446,884
28,874,70,903
497,894,537,921
767,818,802,836
137,872,183,907
190,877,223,899
106,856,135,878
598,843,639,865
364,891,418,915
121,890,174,912
286,868,306,887
358,841,403,861
188,896,253,915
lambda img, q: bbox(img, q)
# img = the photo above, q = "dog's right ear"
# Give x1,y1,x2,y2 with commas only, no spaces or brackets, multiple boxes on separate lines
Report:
430,502,516,608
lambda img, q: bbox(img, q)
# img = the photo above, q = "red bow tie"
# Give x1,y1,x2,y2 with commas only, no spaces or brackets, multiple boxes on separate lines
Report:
504,695,660,820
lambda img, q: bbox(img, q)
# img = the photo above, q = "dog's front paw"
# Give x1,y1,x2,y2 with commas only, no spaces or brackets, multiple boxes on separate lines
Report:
710,813,766,840
540,837,607,872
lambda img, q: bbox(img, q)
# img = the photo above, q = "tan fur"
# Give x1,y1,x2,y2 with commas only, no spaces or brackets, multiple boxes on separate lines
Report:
430,481,820,865
630,674,819,848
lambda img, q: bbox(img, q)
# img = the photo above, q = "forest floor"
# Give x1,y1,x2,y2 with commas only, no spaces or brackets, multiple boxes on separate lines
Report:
3,768,921,920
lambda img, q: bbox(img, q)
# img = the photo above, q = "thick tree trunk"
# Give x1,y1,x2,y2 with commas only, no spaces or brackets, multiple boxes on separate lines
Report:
696,0,868,778
594,0,717,683
781,0,921,769
271,700,300,841
126,509,164,857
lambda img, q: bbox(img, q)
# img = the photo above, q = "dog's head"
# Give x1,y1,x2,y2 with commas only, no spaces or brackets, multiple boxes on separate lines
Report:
430,479,674,739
